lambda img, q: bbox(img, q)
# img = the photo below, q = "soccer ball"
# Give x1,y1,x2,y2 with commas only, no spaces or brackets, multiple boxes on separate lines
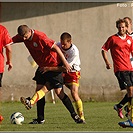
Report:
10,112,24,125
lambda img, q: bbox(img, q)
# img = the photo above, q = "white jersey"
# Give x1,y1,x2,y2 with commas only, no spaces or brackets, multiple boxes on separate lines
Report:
57,42,81,72
128,33,133,67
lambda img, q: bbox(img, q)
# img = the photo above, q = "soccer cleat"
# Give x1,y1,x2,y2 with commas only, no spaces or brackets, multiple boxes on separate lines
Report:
118,119,133,128
29,118,45,124
71,113,85,124
20,97,32,110
80,117,86,124
82,120,86,124
114,104,124,119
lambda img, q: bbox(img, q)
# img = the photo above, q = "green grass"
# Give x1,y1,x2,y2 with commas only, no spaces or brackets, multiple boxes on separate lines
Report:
0,101,133,131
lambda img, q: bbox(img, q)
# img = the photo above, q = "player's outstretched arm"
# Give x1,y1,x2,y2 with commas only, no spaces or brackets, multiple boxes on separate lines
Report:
52,43,71,72
39,66,66,74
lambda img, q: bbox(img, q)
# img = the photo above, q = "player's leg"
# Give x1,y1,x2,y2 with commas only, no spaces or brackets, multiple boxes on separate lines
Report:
0,73,3,87
20,67,48,110
118,88,133,128
115,93,128,109
28,97,45,124
20,85,48,110
47,71,84,123
122,71,133,122
118,71,133,127
29,84,46,124
114,93,128,119
0,73,3,102
67,84,85,121
126,86,133,121
36,97,45,123
28,67,47,124
64,71,85,121
54,87,84,124
114,71,126,119
129,71,133,122
0,73,3,121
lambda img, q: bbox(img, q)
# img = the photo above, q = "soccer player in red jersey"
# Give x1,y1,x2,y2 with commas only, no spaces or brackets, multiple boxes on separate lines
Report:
0,25,13,87
101,18,133,127
12,25,84,124
113,17,133,120
0,24,13,122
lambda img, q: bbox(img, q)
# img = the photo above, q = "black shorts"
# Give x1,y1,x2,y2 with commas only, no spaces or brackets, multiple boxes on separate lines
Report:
0,73,3,87
33,67,63,90
115,71,133,90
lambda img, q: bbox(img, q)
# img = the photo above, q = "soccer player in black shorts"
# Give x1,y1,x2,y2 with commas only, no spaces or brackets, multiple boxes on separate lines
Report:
12,25,84,124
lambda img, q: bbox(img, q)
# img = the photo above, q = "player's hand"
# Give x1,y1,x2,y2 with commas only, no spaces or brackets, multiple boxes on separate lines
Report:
39,67,50,74
6,62,13,71
64,63,72,73
106,63,112,69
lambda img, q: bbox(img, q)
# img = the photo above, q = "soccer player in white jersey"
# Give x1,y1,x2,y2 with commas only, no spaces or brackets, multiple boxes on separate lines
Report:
58,32,85,122
40,32,85,123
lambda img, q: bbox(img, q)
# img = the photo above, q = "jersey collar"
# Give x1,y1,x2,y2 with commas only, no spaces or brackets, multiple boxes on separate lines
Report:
117,33,126,40
29,30,34,41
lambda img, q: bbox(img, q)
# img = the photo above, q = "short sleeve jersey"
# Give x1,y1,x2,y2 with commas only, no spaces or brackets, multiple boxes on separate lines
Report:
102,34,133,73
12,30,61,67
57,42,81,71
0,25,13,73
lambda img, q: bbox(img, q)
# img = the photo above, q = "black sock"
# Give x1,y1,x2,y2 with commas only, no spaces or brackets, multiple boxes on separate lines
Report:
128,97,132,105
36,96,45,121
61,94,76,115
117,93,128,108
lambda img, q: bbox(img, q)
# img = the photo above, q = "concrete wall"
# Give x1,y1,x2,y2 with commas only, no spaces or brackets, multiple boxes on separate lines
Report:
0,2,132,102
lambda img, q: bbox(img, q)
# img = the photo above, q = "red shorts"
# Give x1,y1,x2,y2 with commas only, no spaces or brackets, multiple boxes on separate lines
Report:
63,71,80,86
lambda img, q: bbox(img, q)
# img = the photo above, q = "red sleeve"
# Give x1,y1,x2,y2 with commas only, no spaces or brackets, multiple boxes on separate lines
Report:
102,36,113,51
12,34,24,43
40,34,55,49
3,28,13,46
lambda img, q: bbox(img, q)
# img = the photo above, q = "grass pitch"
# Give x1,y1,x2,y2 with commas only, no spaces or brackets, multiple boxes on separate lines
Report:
0,101,132,132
